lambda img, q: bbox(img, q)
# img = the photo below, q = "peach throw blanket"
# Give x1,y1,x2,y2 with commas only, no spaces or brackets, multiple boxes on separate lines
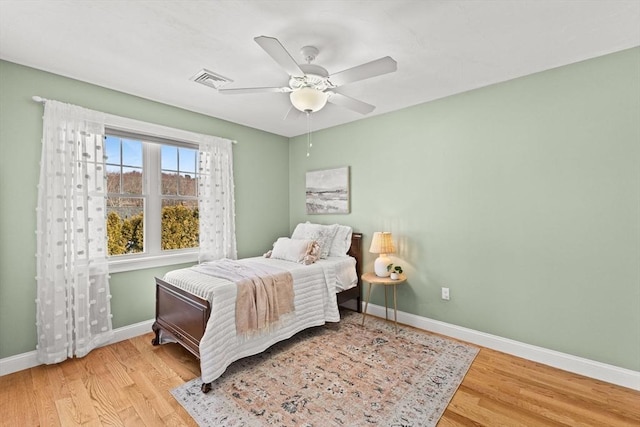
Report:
193,259,294,336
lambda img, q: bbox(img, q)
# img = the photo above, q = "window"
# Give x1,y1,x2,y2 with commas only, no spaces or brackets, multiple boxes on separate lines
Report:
105,129,201,271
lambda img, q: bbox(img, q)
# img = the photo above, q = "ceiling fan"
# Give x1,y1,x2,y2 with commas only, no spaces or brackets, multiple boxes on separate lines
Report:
218,36,397,117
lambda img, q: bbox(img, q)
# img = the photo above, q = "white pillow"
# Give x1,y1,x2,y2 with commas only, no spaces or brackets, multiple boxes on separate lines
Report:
269,237,318,264
329,225,353,257
291,223,338,259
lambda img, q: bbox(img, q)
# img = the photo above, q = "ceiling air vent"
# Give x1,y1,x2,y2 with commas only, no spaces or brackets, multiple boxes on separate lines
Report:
190,69,233,90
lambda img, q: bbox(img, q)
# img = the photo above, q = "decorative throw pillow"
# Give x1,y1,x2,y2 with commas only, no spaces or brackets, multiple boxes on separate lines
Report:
290,222,309,240
291,223,338,259
329,225,353,257
265,237,319,264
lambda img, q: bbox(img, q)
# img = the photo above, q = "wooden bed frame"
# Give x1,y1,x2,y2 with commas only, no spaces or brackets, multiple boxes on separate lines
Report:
151,232,363,389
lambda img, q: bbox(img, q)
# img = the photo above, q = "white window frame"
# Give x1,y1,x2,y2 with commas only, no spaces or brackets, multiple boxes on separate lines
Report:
104,114,207,273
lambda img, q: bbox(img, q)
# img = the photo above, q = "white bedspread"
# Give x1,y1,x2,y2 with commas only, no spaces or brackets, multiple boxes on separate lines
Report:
162,256,357,384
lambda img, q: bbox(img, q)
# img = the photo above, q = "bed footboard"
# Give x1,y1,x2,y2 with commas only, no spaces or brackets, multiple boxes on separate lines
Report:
151,277,210,359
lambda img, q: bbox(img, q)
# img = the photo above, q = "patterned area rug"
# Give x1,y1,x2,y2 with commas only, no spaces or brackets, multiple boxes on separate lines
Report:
171,311,478,426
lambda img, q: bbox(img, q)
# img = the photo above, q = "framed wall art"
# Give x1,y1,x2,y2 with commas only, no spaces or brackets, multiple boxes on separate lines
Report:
305,166,350,214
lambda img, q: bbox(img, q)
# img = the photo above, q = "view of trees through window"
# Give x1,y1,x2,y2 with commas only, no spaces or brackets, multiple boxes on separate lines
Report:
105,135,199,256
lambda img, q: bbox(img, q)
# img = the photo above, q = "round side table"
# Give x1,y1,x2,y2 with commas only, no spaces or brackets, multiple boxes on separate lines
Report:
361,272,407,333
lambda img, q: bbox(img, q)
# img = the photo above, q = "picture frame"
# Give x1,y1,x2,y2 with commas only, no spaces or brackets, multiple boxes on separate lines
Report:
305,166,350,214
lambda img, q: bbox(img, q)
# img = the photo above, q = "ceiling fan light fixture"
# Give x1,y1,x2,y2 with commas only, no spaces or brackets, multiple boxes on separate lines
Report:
290,87,328,113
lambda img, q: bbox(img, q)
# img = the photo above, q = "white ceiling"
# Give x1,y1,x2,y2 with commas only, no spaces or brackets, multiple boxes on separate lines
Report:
1,1,639,137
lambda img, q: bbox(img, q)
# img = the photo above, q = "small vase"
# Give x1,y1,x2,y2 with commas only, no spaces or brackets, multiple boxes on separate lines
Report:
390,272,399,280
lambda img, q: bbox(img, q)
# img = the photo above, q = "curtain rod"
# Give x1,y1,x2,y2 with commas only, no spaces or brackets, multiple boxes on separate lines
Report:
31,95,237,144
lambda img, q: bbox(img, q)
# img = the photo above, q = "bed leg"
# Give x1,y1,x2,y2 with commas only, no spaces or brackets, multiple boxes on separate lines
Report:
201,382,212,393
151,321,161,346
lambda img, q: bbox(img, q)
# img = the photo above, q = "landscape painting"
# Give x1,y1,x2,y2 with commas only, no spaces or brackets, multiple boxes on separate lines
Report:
305,166,350,214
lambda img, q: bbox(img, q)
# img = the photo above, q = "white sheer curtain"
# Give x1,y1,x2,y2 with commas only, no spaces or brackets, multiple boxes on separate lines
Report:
36,100,113,364
198,136,237,262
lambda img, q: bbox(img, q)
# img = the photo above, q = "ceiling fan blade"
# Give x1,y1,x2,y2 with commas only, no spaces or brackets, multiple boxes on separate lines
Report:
327,92,376,114
218,86,291,95
328,56,397,87
254,36,305,78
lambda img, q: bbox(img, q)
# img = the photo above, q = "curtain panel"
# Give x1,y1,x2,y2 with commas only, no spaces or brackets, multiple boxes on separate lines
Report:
198,137,237,262
36,101,113,364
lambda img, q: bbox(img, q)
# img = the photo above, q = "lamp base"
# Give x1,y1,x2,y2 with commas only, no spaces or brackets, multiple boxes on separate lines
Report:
374,255,391,277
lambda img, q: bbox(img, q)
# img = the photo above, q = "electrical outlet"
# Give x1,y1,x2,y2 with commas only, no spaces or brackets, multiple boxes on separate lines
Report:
441,287,450,300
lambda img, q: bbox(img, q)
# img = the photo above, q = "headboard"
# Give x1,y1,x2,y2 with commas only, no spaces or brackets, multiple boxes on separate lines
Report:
340,232,363,312
348,232,363,284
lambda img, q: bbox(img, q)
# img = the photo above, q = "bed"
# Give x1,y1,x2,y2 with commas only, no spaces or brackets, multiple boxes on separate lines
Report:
151,228,362,392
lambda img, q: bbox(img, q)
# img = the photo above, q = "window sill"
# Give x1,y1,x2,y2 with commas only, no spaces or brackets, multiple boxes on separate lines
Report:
108,251,198,273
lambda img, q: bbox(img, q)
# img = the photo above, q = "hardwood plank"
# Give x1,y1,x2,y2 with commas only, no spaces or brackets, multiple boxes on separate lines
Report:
116,406,145,427
45,363,72,401
437,409,485,427
109,339,142,367
136,342,186,382
105,360,135,389
84,373,125,426
66,378,101,424
127,369,174,418
81,346,115,377
32,386,62,427
55,396,82,426
96,368,134,414
29,366,63,426
0,369,39,427
150,344,201,381
122,384,166,426
162,412,197,427
128,333,155,355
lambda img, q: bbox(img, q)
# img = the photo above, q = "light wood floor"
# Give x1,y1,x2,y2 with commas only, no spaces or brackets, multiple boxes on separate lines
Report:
1,329,638,426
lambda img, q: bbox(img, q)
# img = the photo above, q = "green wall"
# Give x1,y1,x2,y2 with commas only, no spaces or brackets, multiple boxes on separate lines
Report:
289,48,640,371
0,60,290,359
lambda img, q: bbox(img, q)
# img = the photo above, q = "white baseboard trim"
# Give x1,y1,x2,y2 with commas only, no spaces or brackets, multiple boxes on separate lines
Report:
0,319,155,377
363,303,639,391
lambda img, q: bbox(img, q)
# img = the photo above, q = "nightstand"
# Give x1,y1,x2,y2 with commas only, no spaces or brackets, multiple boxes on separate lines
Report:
361,272,407,333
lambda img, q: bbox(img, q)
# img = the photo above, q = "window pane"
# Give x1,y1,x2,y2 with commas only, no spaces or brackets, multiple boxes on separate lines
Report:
161,145,178,171
179,147,197,173
161,199,199,251
162,171,178,195
106,197,144,256
106,165,121,193
121,167,142,194
122,139,142,167
178,173,197,196
105,136,121,164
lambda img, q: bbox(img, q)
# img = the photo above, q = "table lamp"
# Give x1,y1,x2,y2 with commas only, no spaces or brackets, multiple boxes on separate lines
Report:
369,231,395,277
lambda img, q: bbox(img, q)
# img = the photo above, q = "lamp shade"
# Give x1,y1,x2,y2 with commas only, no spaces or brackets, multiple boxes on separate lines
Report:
369,232,395,255
290,87,329,113
369,232,395,277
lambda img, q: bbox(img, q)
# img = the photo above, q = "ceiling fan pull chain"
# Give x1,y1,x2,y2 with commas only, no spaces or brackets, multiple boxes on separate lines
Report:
306,111,313,157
